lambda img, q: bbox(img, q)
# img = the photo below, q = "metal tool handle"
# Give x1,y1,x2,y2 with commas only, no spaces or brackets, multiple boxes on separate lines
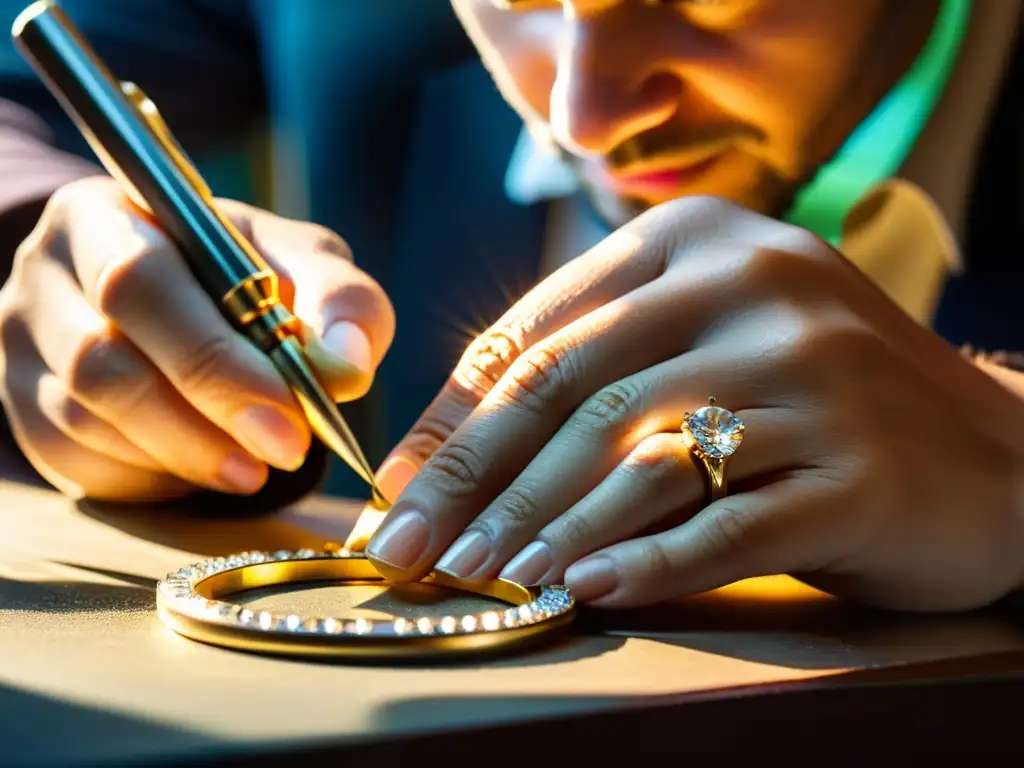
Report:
12,1,388,503
12,1,286,344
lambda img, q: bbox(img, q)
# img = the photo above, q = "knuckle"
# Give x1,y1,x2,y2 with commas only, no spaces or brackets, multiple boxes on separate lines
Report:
45,177,120,234
636,195,734,260
309,224,353,261
66,329,152,409
772,307,826,370
572,379,644,436
778,313,878,382
52,389,94,434
56,175,116,201
625,440,691,485
501,343,577,413
321,278,395,336
732,234,832,293
45,178,92,215
546,511,595,551
773,226,826,258
12,231,43,272
400,415,455,465
654,194,733,223
632,538,675,580
736,245,798,286
92,239,163,320
489,486,541,529
701,504,757,557
455,326,526,400
172,333,239,395
421,439,486,497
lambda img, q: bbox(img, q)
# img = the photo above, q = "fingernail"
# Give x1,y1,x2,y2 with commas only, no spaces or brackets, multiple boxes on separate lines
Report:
500,541,554,585
565,557,619,602
218,453,267,494
366,509,430,569
436,531,491,577
375,455,419,501
322,321,373,373
235,405,308,471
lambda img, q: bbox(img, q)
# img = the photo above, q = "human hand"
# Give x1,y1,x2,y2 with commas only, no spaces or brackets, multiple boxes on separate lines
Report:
367,196,1024,612
0,176,394,502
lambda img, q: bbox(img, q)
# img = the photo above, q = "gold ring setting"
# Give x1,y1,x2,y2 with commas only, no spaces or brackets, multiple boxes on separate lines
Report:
156,546,576,659
681,397,744,504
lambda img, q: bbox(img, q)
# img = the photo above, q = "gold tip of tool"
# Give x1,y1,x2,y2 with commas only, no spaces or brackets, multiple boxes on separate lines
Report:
267,336,390,506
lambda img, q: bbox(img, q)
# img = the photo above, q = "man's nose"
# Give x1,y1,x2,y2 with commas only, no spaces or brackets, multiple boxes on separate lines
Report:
549,16,680,157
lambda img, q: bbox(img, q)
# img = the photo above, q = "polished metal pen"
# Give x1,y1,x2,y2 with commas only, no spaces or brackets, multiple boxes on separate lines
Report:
12,0,389,506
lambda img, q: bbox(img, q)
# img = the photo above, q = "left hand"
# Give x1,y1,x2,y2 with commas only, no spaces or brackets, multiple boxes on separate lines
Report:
366,197,1024,611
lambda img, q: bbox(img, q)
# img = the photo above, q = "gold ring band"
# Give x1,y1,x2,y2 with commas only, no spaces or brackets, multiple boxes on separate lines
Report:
681,397,744,506
156,546,576,659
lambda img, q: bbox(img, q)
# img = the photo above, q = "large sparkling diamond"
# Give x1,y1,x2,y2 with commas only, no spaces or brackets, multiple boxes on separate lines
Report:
685,405,744,459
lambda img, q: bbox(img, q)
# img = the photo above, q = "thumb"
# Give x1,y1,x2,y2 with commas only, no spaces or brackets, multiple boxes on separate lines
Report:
220,200,395,402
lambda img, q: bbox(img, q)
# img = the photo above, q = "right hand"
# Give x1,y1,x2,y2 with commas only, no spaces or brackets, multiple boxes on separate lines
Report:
0,176,395,502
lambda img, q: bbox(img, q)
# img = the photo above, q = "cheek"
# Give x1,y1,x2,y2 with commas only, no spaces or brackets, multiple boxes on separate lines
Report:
454,0,560,125
693,3,881,171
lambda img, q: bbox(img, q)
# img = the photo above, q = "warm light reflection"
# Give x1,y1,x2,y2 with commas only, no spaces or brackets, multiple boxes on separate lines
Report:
341,501,390,552
707,575,832,602
450,226,645,401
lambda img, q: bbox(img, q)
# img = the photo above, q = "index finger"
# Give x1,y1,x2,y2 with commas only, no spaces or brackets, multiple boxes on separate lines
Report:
373,224,668,501
56,179,311,470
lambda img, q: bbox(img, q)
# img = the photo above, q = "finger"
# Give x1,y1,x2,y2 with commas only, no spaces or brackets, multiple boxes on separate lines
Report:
373,198,818,499
496,408,809,584
367,281,676,579
428,328,806,580
372,219,672,500
10,272,270,495
563,473,848,607
367,270,742,580
54,179,310,472
222,200,396,401
1,357,193,502
36,371,164,472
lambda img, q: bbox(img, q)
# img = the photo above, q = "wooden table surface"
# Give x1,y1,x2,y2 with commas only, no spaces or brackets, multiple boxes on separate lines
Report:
2,477,1023,765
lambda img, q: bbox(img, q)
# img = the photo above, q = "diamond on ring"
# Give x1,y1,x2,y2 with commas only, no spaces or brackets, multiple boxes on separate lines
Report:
682,397,744,459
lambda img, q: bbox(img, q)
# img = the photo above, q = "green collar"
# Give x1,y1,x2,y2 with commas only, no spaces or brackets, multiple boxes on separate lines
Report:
785,0,971,245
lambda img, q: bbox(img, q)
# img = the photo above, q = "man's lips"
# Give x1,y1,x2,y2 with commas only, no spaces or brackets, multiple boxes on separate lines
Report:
602,154,722,194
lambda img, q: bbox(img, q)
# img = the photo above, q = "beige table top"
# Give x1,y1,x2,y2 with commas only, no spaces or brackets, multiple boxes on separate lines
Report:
3,478,1024,764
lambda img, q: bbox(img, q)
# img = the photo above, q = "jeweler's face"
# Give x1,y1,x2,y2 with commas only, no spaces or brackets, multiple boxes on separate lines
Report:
451,0,938,226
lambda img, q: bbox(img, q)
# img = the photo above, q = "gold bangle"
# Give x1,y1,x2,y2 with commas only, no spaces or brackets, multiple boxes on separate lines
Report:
156,546,576,659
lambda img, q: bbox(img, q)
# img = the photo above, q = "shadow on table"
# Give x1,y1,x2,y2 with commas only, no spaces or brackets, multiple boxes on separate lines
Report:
0,566,624,669
582,590,1024,670
53,495,1024,673
74,497,352,557
5,671,1022,767
0,575,153,615
10,559,1023,674
0,681,226,768
310,677,1022,764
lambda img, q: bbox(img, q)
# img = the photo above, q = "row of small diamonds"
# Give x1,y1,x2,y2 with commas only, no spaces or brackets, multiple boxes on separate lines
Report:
186,548,348,582
157,550,574,637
